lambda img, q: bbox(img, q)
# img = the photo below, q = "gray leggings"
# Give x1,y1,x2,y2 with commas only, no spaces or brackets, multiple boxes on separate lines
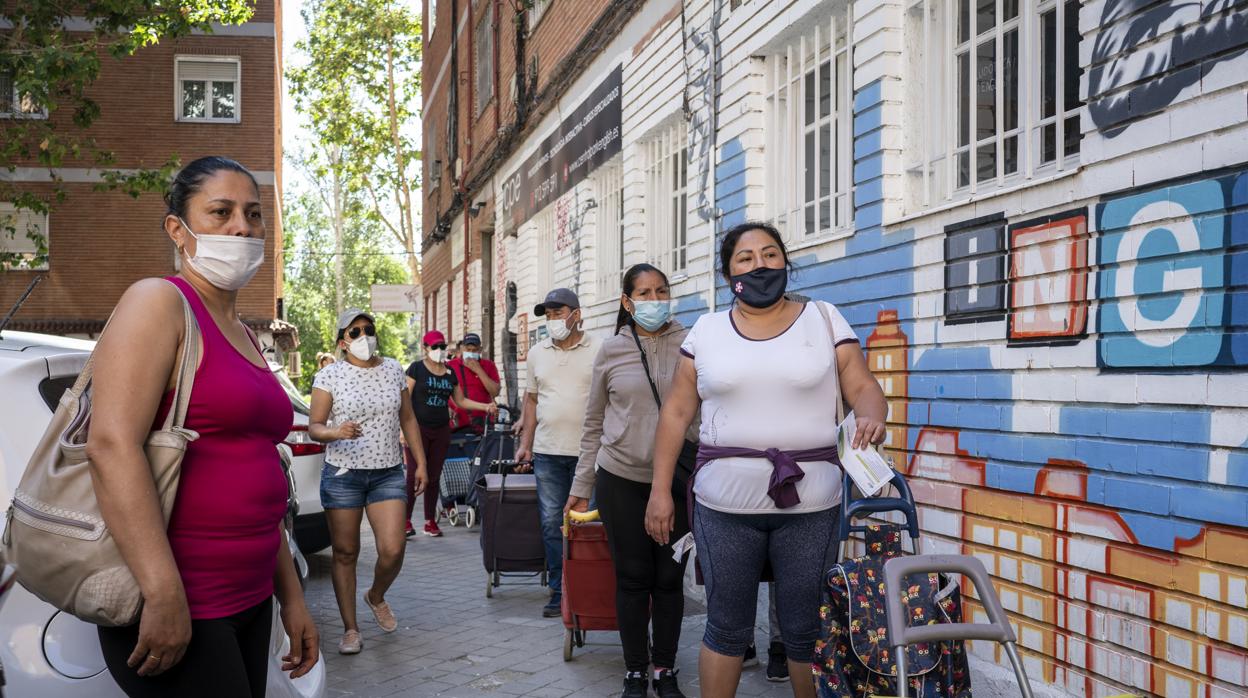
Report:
693,503,839,663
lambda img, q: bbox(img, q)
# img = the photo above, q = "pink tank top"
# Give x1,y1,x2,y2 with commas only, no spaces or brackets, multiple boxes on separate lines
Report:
158,277,292,619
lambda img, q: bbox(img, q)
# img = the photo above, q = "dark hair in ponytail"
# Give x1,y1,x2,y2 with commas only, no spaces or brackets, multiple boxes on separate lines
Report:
164,156,259,219
614,263,670,335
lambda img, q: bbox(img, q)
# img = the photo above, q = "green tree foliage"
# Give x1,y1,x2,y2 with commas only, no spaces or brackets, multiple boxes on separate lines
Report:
287,0,422,284
283,189,418,392
0,0,254,269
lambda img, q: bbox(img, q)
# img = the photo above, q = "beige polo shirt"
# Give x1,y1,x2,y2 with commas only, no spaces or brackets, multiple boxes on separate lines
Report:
524,332,600,457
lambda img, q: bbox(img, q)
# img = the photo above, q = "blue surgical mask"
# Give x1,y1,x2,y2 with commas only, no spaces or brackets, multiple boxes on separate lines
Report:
463,352,481,360
631,300,672,332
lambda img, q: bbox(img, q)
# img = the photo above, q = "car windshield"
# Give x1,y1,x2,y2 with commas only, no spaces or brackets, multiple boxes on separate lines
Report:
273,370,311,416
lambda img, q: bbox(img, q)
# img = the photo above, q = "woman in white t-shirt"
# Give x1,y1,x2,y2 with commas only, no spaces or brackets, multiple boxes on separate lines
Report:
644,222,888,698
309,309,428,655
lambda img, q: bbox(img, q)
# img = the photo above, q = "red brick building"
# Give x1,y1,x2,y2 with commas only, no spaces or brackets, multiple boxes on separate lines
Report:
0,1,293,357
420,0,639,388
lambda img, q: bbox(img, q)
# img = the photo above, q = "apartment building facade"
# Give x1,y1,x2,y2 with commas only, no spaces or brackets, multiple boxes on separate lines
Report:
469,0,1248,695
0,1,292,357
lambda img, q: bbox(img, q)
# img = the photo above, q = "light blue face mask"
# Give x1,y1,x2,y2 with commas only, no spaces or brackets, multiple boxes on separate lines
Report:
631,299,672,332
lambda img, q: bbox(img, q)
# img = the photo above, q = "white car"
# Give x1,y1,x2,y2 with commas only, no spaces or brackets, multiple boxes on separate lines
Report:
267,363,330,555
0,330,325,698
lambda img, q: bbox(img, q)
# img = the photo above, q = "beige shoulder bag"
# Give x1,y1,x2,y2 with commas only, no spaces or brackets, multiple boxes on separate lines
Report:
2,289,201,626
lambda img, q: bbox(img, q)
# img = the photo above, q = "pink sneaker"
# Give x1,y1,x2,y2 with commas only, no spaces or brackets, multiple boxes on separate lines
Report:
364,592,398,633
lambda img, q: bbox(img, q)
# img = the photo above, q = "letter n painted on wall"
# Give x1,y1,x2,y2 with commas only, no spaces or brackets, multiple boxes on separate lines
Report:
1008,210,1090,343
1096,170,1248,368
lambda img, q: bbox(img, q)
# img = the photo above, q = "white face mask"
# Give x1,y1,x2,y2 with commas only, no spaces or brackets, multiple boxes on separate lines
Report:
347,335,377,361
428,348,446,363
180,218,264,291
548,318,572,342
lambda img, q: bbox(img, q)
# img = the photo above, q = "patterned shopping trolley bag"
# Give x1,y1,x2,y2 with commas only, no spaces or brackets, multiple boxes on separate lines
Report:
814,524,972,698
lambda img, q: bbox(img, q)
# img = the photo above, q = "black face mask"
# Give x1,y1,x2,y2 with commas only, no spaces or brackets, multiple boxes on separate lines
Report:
730,266,788,308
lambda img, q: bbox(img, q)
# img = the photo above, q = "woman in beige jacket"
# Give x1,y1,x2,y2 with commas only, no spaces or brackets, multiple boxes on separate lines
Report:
565,263,694,698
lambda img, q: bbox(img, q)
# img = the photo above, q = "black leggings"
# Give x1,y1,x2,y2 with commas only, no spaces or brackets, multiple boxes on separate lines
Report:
98,597,272,698
596,467,690,672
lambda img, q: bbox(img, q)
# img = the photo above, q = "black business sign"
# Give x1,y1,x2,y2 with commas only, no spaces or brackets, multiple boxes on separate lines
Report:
498,65,622,230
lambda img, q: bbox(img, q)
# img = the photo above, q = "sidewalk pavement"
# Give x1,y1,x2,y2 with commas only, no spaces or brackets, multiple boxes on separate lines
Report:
303,518,794,698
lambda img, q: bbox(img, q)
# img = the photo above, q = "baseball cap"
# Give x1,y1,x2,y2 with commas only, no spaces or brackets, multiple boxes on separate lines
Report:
461,332,482,346
422,330,447,346
534,288,580,316
336,308,374,332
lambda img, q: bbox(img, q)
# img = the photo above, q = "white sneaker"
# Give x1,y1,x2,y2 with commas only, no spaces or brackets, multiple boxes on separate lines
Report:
338,629,363,654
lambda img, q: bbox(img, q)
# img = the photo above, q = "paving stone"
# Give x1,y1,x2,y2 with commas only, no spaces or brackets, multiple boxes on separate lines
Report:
303,519,794,697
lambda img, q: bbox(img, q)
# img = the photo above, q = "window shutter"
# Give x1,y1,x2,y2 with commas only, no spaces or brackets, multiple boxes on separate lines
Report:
180,61,239,83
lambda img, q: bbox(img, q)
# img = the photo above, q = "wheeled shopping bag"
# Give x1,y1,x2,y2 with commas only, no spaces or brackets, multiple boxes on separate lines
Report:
882,555,1034,698
560,509,618,661
477,469,548,597
439,429,481,527
815,470,973,698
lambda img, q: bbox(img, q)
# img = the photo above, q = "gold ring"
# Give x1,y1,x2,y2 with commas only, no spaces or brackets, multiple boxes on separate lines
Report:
149,654,162,660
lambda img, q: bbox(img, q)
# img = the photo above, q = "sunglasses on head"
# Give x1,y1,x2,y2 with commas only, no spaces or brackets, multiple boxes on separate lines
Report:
429,343,447,350
346,325,376,339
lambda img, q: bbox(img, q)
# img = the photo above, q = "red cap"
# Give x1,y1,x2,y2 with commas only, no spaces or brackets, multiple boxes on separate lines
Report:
423,330,446,346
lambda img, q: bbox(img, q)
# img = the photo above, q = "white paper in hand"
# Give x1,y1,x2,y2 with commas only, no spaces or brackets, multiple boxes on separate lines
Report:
671,532,695,562
837,410,894,497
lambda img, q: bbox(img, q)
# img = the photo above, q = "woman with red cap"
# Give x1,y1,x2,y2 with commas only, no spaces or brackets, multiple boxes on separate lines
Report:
404,330,498,537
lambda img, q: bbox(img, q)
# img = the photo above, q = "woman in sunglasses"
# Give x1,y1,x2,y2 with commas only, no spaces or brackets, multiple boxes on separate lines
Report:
403,331,497,537
309,310,428,655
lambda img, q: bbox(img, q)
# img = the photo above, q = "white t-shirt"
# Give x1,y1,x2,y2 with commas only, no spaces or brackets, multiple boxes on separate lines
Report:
681,301,859,514
524,333,600,457
312,357,407,470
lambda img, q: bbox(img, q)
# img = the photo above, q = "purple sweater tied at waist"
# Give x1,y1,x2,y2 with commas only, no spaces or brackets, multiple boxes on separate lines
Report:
695,444,841,509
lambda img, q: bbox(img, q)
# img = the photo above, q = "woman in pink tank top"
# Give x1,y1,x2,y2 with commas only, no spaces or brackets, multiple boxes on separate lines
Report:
87,157,319,697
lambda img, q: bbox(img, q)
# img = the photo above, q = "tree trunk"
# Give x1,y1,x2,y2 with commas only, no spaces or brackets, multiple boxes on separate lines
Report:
331,152,346,316
384,27,420,287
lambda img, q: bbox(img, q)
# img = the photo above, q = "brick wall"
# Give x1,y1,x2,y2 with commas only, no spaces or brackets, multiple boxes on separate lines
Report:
1,5,282,329
421,0,616,342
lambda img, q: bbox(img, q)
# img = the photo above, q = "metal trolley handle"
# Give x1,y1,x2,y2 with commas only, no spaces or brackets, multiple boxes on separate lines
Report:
882,554,1034,698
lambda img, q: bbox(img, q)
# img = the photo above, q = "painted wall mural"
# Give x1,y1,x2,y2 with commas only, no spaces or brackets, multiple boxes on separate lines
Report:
1087,0,1248,136
710,70,1248,693
681,0,724,222
1096,171,1246,369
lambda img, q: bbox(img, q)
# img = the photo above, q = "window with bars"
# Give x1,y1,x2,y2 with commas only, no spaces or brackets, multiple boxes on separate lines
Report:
475,4,494,116
764,13,855,241
533,207,555,296
595,162,625,299
175,57,240,123
644,124,689,275
0,203,49,269
905,0,1082,208
0,70,45,119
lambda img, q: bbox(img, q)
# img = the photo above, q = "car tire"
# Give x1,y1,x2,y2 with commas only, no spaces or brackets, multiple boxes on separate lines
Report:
294,514,332,554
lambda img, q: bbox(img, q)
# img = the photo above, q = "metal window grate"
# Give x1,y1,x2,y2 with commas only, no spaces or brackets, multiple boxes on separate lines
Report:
595,163,625,299
906,0,1082,209
645,124,690,275
764,12,855,242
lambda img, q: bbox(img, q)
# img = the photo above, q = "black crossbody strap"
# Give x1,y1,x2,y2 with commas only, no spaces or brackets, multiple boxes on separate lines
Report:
630,326,664,409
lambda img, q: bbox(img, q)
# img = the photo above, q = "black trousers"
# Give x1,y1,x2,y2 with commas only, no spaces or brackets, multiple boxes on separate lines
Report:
98,597,272,698
596,467,690,672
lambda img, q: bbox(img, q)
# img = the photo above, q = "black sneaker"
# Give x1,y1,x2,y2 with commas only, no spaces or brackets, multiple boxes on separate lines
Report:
653,668,686,698
766,641,789,682
542,593,562,618
742,642,759,668
622,671,648,698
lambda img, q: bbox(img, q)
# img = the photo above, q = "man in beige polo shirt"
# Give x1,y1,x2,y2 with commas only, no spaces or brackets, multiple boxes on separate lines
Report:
515,287,600,617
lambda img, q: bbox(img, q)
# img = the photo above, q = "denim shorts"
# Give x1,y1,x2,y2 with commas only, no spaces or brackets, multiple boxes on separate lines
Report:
319,463,407,509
